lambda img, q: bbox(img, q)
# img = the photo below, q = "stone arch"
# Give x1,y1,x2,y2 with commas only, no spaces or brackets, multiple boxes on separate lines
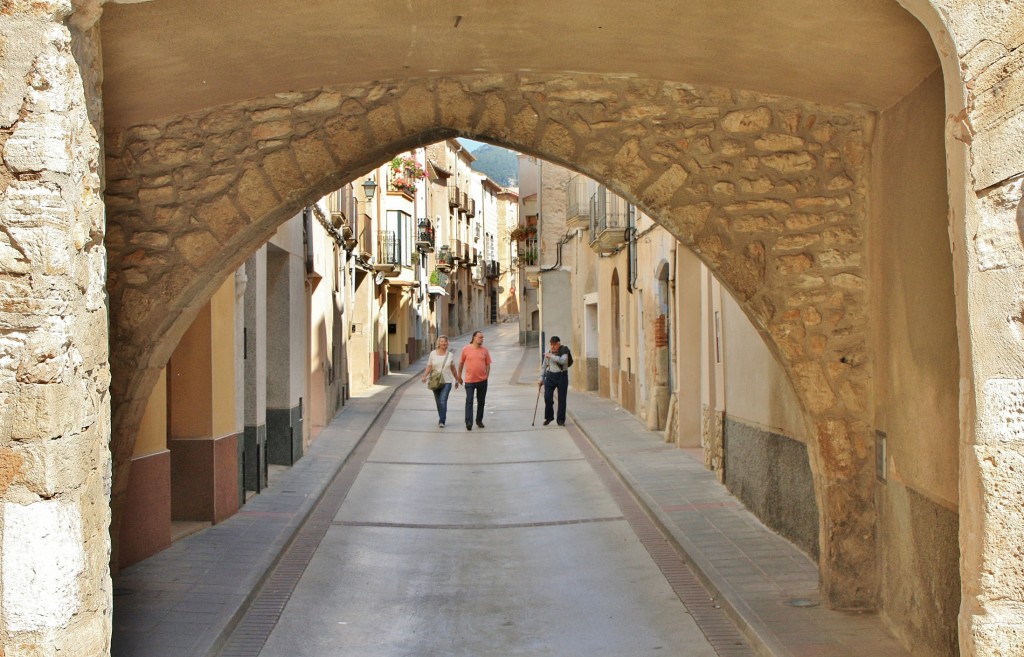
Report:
107,72,884,605
11,0,1023,653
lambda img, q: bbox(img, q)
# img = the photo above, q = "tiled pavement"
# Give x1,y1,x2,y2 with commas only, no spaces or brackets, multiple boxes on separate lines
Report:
111,377,409,657
564,391,913,657
111,329,912,657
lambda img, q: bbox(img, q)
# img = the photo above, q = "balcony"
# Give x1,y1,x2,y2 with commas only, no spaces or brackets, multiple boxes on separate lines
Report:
416,219,435,253
485,260,500,279
448,185,460,208
377,231,402,275
467,197,476,217
566,174,591,230
387,155,423,199
589,188,629,253
519,237,538,267
436,245,454,272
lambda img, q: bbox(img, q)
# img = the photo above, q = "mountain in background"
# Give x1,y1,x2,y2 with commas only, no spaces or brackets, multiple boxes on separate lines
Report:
470,143,518,187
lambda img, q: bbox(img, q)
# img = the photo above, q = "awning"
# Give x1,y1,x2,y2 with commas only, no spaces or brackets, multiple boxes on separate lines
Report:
427,285,448,297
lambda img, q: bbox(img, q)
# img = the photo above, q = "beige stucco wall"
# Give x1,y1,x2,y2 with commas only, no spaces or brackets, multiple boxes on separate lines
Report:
870,69,958,508
721,291,807,441
133,368,167,457
210,276,237,439
869,69,960,657
168,275,236,440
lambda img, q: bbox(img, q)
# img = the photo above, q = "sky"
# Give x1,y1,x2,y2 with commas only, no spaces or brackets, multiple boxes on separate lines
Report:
457,138,485,152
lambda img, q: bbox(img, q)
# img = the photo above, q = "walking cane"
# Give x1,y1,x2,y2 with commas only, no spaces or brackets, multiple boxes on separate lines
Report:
532,353,547,426
532,380,542,426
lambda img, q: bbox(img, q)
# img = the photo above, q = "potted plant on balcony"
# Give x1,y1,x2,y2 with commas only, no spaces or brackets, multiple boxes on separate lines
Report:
436,245,454,271
389,155,426,196
509,225,536,242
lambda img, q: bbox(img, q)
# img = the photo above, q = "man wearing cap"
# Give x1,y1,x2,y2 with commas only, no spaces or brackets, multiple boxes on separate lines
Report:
538,335,573,426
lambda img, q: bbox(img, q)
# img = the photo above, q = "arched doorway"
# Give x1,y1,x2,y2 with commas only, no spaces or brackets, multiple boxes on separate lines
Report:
34,2,1007,650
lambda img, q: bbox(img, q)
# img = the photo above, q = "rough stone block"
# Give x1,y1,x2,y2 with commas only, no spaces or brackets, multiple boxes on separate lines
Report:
366,105,402,145
397,84,438,134
292,132,338,182
2,500,84,631
721,106,773,133
762,152,816,174
235,166,280,222
175,230,221,268
4,112,72,174
755,133,806,151
538,121,576,163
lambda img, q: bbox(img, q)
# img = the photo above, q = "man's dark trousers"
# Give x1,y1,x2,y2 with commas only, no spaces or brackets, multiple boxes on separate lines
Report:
543,371,568,425
464,380,488,426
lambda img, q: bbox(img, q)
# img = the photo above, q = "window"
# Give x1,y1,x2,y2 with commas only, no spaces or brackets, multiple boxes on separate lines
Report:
385,210,413,266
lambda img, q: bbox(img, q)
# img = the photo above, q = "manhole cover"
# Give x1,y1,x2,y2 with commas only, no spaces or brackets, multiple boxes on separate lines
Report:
784,597,819,608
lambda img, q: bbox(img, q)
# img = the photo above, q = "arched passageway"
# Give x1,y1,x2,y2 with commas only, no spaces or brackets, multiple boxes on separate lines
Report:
104,72,882,609
8,1,1024,656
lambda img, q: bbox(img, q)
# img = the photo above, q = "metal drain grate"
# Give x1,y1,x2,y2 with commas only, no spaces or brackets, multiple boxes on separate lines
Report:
216,389,403,657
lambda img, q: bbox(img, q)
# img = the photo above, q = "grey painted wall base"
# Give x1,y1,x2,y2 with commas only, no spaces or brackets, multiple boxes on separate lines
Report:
878,479,959,657
520,330,540,346
244,423,268,492
723,416,819,559
267,406,303,466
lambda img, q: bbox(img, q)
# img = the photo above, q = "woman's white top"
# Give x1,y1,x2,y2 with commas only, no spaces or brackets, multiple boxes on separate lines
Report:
429,350,455,383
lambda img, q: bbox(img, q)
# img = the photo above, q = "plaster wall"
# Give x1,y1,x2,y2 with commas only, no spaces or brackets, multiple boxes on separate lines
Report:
266,219,307,410
722,291,807,442
133,368,167,457
168,304,213,440
209,276,237,439
675,247,704,446
244,249,268,425
869,69,960,657
307,202,346,429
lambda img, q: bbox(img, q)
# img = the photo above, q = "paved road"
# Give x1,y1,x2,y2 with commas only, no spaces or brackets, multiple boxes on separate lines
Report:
255,326,719,657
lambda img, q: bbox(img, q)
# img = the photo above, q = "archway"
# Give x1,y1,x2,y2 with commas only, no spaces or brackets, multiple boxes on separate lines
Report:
101,72,898,609
9,0,1020,654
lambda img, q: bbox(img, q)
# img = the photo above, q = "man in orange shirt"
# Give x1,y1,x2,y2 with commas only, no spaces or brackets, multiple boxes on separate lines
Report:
458,330,492,431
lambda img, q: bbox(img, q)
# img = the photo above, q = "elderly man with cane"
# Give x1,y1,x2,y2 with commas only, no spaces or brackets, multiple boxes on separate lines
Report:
538,335,573,426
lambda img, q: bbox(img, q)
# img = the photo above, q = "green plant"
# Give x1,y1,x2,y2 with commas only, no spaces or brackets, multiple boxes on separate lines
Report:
389,155,426,196
509,224,536,242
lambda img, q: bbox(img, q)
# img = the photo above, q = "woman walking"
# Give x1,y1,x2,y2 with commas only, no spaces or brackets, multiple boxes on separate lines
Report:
421,335,462,427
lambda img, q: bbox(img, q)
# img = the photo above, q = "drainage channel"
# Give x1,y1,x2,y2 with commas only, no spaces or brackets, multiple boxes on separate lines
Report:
215,386,404,657
565,423,758,657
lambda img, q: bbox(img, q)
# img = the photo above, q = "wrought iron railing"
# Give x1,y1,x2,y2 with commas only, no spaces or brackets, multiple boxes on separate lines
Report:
379,231,400,265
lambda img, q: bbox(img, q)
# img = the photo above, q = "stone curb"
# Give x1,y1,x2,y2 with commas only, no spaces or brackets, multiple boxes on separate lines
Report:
567,399,787,657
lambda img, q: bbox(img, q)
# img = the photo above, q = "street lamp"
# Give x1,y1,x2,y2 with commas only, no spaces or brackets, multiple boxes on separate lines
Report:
362,177,378,202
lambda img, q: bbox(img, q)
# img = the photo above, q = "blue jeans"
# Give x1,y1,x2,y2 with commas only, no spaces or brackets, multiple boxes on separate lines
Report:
544,371,568,424
432,382,452,424
464,380,488,425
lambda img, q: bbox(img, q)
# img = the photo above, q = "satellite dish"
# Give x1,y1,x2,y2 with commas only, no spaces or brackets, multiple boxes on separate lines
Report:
374,271,386,285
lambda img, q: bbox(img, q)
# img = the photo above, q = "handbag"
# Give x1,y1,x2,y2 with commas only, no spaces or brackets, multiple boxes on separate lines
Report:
427,353,449,391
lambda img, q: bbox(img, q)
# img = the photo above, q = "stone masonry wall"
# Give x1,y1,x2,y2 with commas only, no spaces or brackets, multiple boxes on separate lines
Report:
102,73,874,606
0,1,111,655
898,0,1024,654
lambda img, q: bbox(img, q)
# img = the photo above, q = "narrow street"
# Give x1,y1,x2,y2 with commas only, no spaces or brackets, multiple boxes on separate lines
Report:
241,326,722,657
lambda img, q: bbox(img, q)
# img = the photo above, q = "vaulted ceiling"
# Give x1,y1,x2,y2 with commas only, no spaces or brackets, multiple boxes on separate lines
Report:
100,0,939,128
